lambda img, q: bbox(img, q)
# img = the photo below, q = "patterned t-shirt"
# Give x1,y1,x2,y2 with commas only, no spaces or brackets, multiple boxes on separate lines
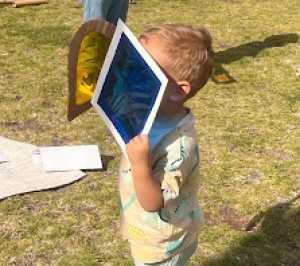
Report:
118,111,203,263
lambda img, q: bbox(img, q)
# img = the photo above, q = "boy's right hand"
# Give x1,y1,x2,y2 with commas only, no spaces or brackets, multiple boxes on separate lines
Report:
126,135,163,212
126,134,150,167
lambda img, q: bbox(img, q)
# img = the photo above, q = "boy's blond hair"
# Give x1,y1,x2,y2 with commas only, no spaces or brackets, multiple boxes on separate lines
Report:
140,24,213,98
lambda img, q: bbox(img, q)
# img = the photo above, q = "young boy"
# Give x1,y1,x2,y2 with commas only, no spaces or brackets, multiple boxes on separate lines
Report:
119,24,213,265
82,0,129,24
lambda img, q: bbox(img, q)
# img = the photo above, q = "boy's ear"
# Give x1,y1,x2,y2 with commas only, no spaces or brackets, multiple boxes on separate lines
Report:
176,80,192,100
169,80,192,102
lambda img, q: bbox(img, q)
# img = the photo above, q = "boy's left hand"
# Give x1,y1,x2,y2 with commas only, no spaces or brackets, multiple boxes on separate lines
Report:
126,134,150,167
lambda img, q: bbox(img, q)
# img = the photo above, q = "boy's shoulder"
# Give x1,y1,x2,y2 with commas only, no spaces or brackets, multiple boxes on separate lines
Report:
152,111,198,166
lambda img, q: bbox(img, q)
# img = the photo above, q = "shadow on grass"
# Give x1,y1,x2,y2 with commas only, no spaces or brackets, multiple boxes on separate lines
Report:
202,194,300,266
212,33,299,84
282,90,300,109
0,3,12,8
8,22,72,48
83,154,115,172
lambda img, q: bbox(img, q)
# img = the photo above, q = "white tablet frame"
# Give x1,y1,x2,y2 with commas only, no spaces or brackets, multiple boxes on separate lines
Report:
91,19,168,155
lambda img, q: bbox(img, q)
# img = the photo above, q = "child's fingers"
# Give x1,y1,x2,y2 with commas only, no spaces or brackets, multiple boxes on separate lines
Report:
128,134,149,145
126,135,149,155
139,134,149,143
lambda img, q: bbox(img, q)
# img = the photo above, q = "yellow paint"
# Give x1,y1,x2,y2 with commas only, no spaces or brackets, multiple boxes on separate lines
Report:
76,32,111,105
127,224,146,240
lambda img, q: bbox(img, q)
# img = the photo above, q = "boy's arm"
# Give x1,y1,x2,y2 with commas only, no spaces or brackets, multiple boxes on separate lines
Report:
126,135,163,212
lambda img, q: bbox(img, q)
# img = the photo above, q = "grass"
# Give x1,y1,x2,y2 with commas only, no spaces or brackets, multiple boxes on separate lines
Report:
0,0,299,265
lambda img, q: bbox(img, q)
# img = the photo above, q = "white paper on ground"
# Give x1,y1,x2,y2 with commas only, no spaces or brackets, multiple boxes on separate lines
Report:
39,145,102,172
32,149,42,166
0,151,9,163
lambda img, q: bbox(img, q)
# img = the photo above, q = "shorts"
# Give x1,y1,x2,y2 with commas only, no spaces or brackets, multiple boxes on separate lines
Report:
134,240,198,266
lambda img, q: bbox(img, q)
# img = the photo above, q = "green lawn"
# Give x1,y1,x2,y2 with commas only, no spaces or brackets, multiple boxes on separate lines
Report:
0,0,299,265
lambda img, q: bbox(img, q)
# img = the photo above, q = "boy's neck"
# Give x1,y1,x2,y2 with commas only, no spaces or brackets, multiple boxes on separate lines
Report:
157,103,188,122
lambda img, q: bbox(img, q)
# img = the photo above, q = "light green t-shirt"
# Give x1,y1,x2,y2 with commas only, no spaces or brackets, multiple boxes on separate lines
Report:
118,111,203,263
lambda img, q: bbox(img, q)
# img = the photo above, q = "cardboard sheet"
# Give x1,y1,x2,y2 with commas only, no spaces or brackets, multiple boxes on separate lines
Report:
0,151,9,163
0,137,86,200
